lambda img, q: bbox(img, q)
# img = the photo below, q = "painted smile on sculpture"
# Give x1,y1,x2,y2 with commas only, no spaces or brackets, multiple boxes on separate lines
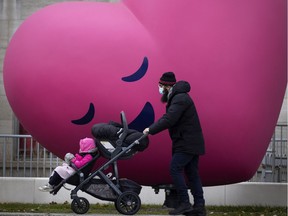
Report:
71,57,155,131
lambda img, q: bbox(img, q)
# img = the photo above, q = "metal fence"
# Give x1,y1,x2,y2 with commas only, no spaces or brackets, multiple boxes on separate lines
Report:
0,134,62,177
0,125,287,182
250,124,287,182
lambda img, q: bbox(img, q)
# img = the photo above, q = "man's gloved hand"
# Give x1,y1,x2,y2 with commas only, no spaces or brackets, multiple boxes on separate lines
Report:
143,128,149,135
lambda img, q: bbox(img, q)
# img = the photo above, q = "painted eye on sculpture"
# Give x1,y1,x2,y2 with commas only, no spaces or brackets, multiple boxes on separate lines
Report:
120,56,153,131
71,103,95,125
121,57,148,82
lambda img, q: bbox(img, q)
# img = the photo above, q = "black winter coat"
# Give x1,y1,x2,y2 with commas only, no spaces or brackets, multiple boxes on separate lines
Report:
149,81,205,155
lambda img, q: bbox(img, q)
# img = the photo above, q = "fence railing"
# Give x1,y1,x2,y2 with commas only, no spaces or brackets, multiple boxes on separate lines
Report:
0,125,287,182
250,124,287,182
0,134,62,177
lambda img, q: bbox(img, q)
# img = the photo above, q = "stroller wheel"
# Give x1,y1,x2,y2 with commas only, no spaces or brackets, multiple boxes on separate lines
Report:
71,197,90,214
115,191,141,215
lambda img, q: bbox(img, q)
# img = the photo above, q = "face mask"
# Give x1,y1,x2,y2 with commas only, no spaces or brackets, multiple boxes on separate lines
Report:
159,86,164,95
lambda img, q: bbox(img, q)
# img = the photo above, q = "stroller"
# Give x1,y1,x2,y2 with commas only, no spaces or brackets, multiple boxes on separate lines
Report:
50,111,149,215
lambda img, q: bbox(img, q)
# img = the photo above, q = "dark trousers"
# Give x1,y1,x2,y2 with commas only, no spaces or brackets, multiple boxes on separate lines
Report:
49,171,63,186
170,153,205,206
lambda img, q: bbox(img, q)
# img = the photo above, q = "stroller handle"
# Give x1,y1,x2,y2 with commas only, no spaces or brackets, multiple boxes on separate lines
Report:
135,133,149,145
120,111,128,132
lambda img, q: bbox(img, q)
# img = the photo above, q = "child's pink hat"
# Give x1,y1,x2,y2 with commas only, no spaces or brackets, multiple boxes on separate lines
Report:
79,137,96,153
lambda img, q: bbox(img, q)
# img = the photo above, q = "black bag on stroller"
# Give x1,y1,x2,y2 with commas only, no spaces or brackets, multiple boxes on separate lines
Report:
91,121,149,159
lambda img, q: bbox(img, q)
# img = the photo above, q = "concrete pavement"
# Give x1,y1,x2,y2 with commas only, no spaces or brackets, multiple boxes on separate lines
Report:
0,214,169,216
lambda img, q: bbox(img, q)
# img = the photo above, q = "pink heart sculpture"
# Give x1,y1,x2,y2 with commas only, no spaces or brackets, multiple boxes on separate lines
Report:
3,0,286,186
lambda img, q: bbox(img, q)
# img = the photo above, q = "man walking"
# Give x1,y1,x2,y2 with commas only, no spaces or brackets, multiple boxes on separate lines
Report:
143,72,206,216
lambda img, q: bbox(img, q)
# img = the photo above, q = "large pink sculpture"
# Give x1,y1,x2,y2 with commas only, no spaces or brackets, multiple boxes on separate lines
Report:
3,0,287,186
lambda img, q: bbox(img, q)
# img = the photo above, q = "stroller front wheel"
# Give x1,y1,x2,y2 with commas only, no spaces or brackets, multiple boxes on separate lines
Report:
115,191,141,215
71,197,90,214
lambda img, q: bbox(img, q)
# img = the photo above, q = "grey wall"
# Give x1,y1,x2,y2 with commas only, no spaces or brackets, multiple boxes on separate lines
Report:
0,177,287,206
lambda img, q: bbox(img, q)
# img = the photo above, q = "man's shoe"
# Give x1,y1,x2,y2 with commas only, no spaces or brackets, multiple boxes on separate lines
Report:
184,204,206,216
169,202,193,215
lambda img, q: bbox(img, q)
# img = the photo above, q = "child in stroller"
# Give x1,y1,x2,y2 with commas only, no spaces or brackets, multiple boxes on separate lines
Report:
39,137,97,192
43,111,149,215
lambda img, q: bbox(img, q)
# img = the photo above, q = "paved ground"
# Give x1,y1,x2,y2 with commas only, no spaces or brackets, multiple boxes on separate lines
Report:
1,214,168,216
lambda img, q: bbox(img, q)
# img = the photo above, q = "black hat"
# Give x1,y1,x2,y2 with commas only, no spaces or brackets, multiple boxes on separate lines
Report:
159,72,176,86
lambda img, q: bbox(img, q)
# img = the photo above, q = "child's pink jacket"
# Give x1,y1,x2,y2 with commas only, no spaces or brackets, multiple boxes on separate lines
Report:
70,137,96,168
54,138,96,179
71,153,93,168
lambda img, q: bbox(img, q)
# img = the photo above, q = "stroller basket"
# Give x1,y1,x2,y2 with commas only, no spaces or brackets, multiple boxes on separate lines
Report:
83,178,142,201
119,178,142,194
